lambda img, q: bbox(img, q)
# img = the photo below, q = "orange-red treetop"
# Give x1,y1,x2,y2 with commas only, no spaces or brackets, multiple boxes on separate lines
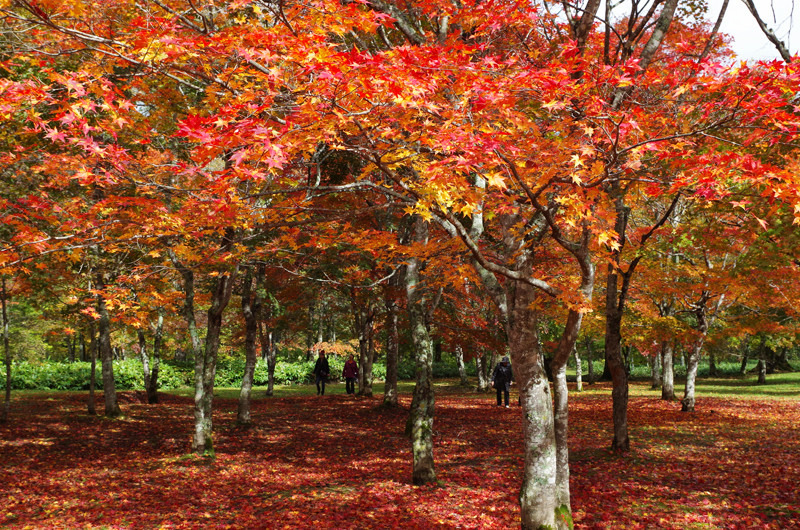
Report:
1,0,799,327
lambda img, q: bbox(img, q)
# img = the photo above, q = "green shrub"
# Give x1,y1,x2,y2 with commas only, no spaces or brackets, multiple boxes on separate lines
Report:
397,359,416,379
0,355,484,391
3,361,92,390
154,362,193,389
270,359,316,384
0,359,191,391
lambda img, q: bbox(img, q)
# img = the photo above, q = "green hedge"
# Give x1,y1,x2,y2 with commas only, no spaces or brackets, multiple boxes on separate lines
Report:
0,360,190,391
8,357,788,391
0,358,393,391
0,356,484,391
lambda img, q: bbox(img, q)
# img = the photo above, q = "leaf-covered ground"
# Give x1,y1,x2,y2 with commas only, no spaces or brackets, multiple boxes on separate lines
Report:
1,383,799,529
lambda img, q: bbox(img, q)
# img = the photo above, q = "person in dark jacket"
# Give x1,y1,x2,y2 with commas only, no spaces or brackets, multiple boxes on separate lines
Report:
342,354,359,395
492,356,513,407
313,350,330,395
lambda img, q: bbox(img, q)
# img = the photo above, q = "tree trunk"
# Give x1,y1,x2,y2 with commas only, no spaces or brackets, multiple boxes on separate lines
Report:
456,345,469,386
357,329,374,397
586,338,594,384
96,289,121,418
769,347,793,373
318,304,325,345
306,304,315,361
259,326,277,396
681,343,702,412
354,295,375,398
68,335,76,363
87,321,97,415
742,0,794,62
458,188,594,527
603,194,632,437
368,318,376,372
1,278,11,423
550,256,593,524
383,296,399,406
661,340,675,400
433,338,442,363
192,267,237,456
605,306,629,450
650,350,661,390
267,333,277,396
138,329,151,397
406,291,435,484
574,347,582,392
169,249,223,453
552,361,571,519
599,357,612,381
757,359,767,384
476,355,490,392
682,292,710,412
255,265,277,396
238,267,260,425
170,252,203,364
488,352,499,384
405,217,435,485
509,281,563,529
740,341,750,375
147,310,163,404
624,345,634,374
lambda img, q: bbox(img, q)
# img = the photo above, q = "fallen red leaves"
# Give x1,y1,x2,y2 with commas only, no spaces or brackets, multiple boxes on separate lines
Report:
1,384,798,529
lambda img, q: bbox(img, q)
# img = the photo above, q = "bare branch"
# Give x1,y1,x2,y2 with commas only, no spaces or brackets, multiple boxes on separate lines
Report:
741,0,793,62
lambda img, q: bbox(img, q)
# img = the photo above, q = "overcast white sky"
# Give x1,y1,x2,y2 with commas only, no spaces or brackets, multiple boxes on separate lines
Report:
708,0,796,61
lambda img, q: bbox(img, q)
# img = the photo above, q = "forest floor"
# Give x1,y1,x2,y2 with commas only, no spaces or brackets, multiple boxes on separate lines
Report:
1,379,799,529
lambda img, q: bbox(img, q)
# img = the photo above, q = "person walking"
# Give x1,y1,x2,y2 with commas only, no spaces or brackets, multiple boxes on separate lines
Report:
313,350,330,396
492,356,513,407
342,354,359,395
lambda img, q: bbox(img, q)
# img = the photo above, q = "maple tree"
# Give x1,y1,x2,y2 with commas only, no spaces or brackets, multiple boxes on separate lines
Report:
300,5,800,527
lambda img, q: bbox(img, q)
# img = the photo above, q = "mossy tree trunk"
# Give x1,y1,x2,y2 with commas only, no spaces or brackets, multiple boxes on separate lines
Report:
238,266,261,425
661,341,675,400
147,310,163,404
509,281,562,529
383,292,400,407
475,355,490,392
682,291,712,413
757,358,767,384
650,350,661,390
193,265,237,455
96,279,120,418
456,345,469,386
405,216,436,485
255,264,277,396
352,292,376,397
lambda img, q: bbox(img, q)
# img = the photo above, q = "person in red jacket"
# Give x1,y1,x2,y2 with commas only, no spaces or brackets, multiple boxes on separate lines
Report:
342,354,359,395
